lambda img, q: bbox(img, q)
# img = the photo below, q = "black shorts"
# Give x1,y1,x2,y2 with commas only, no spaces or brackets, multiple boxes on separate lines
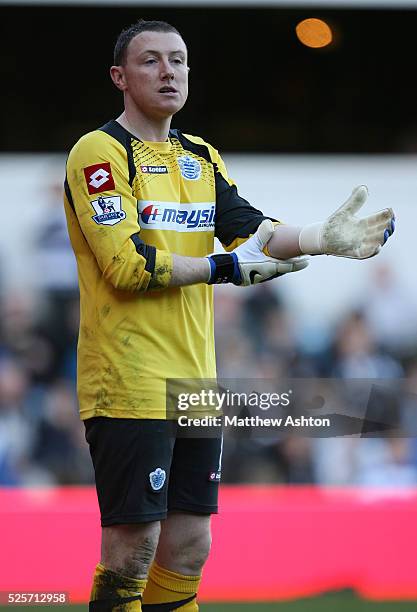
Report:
84,417,222,526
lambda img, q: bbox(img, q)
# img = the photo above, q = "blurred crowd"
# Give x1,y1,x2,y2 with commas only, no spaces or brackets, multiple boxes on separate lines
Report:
216,270,417,486
1,198,417,487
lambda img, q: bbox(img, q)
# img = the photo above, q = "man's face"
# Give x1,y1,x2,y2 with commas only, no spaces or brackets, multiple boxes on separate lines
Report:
115,30,189,120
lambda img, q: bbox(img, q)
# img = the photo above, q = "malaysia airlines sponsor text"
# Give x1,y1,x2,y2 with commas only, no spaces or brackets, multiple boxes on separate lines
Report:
138,200,215,232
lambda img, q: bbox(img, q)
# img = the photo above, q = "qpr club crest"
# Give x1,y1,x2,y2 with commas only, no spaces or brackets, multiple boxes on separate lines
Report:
149,468,166,491
90,195,126,226
177,155,201,181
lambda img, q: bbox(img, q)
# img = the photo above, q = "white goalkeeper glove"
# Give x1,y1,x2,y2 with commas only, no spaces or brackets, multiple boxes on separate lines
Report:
298,185,395,259
207,219,309,286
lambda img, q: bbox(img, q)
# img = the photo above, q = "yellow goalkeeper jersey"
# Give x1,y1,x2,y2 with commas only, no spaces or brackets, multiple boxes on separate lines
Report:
64,120,271,420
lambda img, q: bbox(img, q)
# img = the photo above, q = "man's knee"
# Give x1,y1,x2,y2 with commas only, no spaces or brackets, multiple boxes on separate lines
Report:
156,513,212,575
190,528,212,572
101,521,161,579
174,525,212,573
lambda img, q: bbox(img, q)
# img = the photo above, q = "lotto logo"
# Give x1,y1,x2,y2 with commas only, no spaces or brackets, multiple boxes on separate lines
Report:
90,168,109,188
84,162,115,195
140,165,168,174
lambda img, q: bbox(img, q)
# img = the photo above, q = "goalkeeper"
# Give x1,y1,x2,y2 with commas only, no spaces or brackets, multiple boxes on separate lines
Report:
63,18,395,612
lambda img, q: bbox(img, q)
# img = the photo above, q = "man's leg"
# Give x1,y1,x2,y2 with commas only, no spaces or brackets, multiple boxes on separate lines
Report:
142,431,221,612
142,512,211,611
90,522,161,611
84,417,176,612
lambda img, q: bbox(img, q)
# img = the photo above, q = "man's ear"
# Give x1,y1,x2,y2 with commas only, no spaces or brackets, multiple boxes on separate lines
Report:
110,65,127,91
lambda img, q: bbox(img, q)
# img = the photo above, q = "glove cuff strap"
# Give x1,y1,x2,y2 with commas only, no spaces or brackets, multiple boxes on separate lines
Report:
299,222,324,255
207,253,241,285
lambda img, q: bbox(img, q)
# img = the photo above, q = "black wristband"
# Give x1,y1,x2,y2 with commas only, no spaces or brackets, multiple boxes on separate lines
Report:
207,253,241,285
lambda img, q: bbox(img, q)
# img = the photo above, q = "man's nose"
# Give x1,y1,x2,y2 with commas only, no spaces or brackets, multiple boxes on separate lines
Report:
160,60,174,80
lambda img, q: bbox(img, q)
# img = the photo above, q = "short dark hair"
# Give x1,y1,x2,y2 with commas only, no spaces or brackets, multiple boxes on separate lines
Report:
113,19,184,66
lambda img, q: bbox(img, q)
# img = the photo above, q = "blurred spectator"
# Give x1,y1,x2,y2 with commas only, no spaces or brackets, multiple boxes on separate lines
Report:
31,179,79,382
32,380,93,484
0,356,51,485
0,293,60,384
312,311,405,485
356,438,417,486
360,263,417,358
242,283,284,354
330,311,403,379
312,437,357,485
269,436,315,484
33,180,78,295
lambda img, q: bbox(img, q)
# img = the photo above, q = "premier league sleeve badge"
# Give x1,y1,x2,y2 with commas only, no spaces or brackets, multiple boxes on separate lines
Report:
90,195,126,226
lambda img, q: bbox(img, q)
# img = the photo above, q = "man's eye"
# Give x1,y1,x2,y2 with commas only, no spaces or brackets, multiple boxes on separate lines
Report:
172,59,184,64
145,59,157,64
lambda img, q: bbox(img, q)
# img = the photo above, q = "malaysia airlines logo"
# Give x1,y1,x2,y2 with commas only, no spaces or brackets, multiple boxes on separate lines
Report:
84,162,115,195
138,201,215,232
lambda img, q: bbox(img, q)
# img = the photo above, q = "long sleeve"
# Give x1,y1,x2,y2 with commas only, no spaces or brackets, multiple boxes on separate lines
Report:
64,129,172,291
